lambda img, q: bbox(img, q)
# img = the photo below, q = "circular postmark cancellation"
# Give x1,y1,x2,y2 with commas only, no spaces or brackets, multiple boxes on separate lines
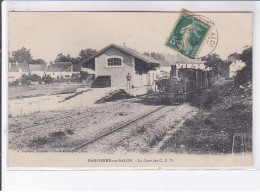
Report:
166,10,218,59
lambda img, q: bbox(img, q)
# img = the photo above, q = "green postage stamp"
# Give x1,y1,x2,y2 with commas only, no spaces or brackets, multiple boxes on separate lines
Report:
166,10,212,59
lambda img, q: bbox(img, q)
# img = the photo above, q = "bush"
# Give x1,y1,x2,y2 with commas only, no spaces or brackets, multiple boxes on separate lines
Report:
80,71,89,81
71,73,81,82
187,88,219,110
20,74,31,85
234,66,252,86
9,80,20,87
30,74,42,82
42,74,54,84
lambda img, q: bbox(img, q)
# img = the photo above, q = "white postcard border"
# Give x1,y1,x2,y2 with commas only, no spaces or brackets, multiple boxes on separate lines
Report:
2,0,260,190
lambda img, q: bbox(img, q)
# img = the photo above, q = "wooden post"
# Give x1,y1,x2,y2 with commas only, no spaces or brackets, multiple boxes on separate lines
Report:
195,69,198,88
232,135,235,155
241,134,245,155
244,133,247,153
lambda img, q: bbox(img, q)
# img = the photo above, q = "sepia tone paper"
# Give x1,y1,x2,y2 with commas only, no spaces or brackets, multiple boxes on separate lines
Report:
7,12,253,167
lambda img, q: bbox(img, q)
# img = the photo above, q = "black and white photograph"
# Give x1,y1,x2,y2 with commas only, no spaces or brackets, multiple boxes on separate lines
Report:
6,11,253,167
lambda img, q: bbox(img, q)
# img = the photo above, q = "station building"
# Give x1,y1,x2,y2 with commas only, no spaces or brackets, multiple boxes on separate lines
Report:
79,44,161,88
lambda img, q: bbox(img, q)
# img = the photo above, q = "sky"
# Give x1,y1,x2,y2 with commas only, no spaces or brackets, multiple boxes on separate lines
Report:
9,12,253,63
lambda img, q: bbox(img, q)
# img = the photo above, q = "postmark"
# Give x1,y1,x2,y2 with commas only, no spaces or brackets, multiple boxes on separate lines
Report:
165,10,218,59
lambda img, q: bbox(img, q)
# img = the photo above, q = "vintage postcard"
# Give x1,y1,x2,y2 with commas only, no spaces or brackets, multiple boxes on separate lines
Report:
7,11,253,167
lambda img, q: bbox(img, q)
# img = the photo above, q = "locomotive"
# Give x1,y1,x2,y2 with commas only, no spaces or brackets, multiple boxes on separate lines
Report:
157,62,214,103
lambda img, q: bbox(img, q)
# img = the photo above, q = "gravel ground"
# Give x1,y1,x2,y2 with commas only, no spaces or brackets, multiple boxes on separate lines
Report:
8,86,198,153
81,103,198,154
8,87,125,116
8,100,162,152
8,83,89,100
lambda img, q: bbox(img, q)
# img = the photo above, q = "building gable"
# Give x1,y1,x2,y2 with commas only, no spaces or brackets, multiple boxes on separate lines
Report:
97,46,134,67
80,44,161,68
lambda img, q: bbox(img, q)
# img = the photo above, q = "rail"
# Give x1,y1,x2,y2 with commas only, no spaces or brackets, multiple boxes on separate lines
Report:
71,105,166,152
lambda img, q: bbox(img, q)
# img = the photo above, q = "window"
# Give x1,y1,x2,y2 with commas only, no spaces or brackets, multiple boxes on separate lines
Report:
107,58,122,66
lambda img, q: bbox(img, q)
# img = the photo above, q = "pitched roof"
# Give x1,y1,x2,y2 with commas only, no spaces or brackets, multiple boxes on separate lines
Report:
46,62,72,72
116,44,160,64
79,44,161,66
29,64,46,71
9,63,29,72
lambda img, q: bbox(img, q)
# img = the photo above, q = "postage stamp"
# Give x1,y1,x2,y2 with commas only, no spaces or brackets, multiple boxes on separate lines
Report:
165,10,212,59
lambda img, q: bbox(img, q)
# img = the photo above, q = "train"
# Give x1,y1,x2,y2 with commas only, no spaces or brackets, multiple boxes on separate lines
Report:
157,63,215,103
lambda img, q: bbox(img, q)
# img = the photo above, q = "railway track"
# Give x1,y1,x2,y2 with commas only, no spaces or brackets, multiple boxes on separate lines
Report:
71,105,166,152
9,93,155,139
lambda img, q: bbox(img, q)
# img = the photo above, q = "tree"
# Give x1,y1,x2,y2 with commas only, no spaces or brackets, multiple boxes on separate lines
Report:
55,53,80,71
74,48,97,71
55,53,72,62
10,47,33,63
79,48,97,61
241,46,252,69
10,47,46,64
30,59,46,64
53,48,97,72
201,54,226,75
149,52,165,61
234,46,252,85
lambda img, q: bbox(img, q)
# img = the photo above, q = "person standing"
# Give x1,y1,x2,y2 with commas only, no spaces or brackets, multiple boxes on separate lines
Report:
126,73,132,89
